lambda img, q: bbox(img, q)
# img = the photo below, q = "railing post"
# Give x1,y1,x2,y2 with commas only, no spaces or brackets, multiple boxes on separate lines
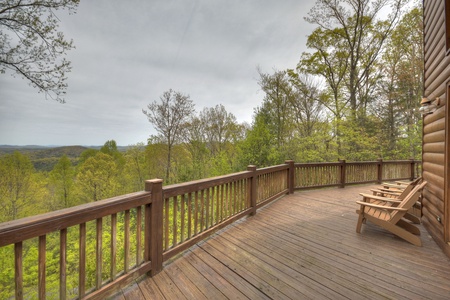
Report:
285,160,295,194
339,159,346,188
410,158,415,180
145,179,164,276
247,165,257,216
377,158,383,184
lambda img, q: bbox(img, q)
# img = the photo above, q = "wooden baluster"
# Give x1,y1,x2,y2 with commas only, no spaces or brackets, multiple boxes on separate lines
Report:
211,187,215,225
111,213,117,280
144,203,151,264
209,187,213,225
239,179,243,211
96,218,102,289
223,183,228,218
181,194,185,243
339,160,346,188
233,180,238,213
39,235,46,299
187,193,192,239
210,187,214,226
194,191,198,235
265,173,268,198
79,223,86,298
238,179,242,212
136,206,142,265
227,182,232,217
269,173,278,197
233,180,237,212
236,180,242,213
15,242,23,300
220,184,224,221
60,229,67,300
124,210,130,273
173,196,178,247
246,178,250,209
278,171,280,192
164,197,169,250
205,189,210,229
215,186,220,223
230,183,233,216
200,190,205,231
230,181,233,213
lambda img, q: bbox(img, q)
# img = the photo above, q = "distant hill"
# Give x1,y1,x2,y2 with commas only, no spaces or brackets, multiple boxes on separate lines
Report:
0,145,89,171
0,145,130,171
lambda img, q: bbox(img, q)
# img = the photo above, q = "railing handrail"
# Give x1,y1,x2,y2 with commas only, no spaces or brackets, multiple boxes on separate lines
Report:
162,170,252,197
0,191,151,247
294,159,420,166
256,163,289,174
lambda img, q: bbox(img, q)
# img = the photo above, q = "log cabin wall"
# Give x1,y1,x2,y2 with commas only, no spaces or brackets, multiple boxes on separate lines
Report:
422,0,450,257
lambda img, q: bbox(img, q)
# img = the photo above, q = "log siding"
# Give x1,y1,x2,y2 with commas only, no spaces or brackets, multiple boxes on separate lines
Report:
423,0,450,257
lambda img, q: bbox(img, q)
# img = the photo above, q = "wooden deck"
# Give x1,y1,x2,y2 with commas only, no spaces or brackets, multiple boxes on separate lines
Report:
110,185,450,299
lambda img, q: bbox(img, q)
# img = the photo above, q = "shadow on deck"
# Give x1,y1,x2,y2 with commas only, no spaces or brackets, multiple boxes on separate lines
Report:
111,185,450,299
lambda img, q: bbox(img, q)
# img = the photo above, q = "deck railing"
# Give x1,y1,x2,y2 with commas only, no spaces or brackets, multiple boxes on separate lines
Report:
294,159,420,189
0,159,420,299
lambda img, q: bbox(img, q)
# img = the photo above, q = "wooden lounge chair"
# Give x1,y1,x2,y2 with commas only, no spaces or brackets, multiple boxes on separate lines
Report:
373,176,422,195
355,181,427,246
361,177,423,224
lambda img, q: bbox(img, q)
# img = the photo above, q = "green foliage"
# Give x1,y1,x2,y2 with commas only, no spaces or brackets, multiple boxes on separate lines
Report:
373,4,423,160
79,148,99,164
76,152,119,203
0,245,14,299
0,151,46,221
48,155,75,208
238,113,275,167
123,143,148,192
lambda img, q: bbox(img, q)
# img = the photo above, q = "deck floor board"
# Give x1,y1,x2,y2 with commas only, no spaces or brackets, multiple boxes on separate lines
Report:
110,185,450,299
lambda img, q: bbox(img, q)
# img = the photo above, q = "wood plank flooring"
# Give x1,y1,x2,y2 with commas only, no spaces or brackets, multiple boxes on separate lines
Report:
110,185,450,299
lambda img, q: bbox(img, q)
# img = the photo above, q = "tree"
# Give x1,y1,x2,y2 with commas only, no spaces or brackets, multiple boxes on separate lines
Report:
100,139,125,170
183,115,210,180
142,89,195,182
79,148,98,164
0,151,42,221
304,0,407,117
257,69,295,156
200,104,238,156
76,152,118,202
287,71,325,137
239,112,276,167
0,0,79,102
375,5,423,159
298,27,349,121
49,154,74,208
123,143,148,192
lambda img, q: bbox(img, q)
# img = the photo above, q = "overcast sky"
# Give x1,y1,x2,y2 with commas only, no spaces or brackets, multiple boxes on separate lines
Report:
0,0,316,146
